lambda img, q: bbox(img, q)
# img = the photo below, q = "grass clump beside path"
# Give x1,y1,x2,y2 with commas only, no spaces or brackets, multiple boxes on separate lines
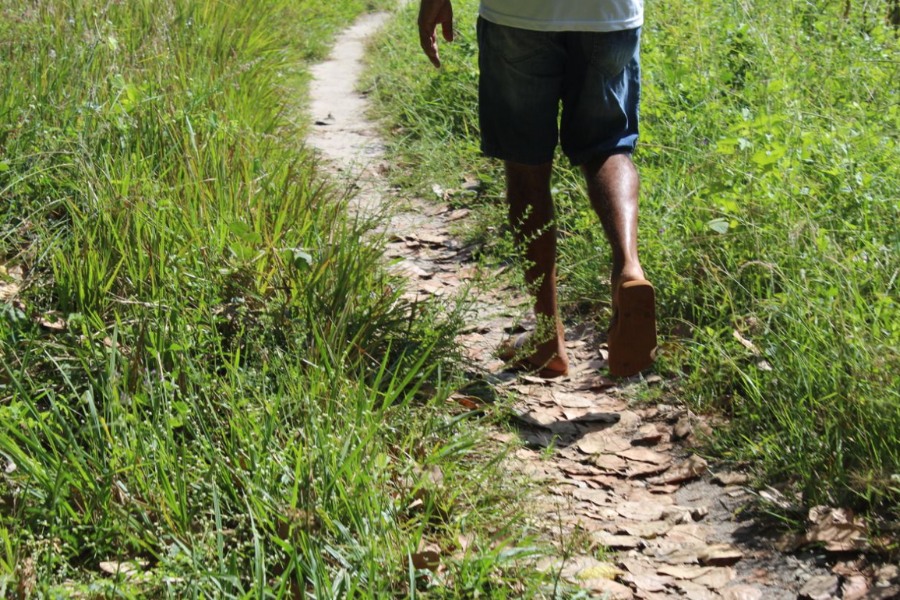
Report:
0,1,551,596
366,0,900,521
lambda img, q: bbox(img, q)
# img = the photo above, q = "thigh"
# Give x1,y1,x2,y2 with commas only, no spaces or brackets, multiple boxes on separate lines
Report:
477,18,566,165
559,27,641,166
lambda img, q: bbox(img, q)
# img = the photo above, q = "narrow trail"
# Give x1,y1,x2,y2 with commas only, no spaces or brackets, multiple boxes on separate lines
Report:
305,8,895,600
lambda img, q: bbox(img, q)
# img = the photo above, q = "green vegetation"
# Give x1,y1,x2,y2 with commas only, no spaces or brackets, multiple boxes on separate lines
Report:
0,0,554,596
366,0,900,518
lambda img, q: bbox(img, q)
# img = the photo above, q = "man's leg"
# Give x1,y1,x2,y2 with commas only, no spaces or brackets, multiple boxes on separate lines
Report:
581,153,645,295
582,152,656,377
505,160,569,376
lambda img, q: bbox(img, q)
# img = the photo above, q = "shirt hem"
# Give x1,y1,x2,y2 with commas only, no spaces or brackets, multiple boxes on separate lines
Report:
478,10,643,32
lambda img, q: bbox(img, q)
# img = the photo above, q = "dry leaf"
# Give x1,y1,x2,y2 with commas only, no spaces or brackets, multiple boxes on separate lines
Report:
798,574,839,600
721,584,763,600
573,375,616,392
618,520,672,538
664,523,708,543
631,424,664,446
694,566,737,588
571,487,611,507
648,455,708,485
626,460,672,479
99,560,147,578
648,483,681,495
622,572,673,593
658,564,713,580
616,501,665,522
616,447,671,466
675,580,721,600
840,575,869,600
591,453,628,474
672,415,695,440
449,394,482,410
732,329,760,354
410,549,440,571
576,562,625,581
578,432,632,455
805,506,868,552
697,544,744,567
650,541,704,565
591,531,642,550
445,208,470,221
711,471,750,486
552,391,595,409
579,578,634,599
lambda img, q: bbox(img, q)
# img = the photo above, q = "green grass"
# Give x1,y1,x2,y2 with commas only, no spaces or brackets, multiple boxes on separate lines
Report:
365,0,900,520
0,0,561,596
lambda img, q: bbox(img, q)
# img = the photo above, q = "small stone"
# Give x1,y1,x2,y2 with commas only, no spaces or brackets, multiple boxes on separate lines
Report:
691,506,710,521
798,574,839,600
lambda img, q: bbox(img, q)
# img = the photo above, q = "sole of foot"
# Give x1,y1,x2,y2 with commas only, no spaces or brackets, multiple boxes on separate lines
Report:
608,280,657,378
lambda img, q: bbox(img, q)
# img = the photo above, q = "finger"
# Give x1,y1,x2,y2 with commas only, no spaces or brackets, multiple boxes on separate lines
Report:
419,29,441,68
442,5,454,41
441,19,453,42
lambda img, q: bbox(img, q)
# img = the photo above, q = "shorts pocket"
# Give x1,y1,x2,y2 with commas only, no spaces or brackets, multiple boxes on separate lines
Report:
590,28,640,78
479,18,550,65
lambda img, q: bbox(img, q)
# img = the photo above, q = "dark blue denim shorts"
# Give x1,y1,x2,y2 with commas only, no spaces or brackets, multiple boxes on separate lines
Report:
477,18,641,166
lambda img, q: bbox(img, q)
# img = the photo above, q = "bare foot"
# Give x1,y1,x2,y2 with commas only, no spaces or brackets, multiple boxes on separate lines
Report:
607,280,657,377
499,323,569,378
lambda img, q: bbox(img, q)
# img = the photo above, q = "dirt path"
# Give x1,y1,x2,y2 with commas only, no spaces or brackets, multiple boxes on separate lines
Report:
305,8,895,600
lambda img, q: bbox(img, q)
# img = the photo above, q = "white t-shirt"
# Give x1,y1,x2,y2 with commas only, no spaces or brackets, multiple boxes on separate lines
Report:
479,0,643,32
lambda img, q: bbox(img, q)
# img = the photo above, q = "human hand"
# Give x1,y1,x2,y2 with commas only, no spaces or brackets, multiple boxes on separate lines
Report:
418,0,454,68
